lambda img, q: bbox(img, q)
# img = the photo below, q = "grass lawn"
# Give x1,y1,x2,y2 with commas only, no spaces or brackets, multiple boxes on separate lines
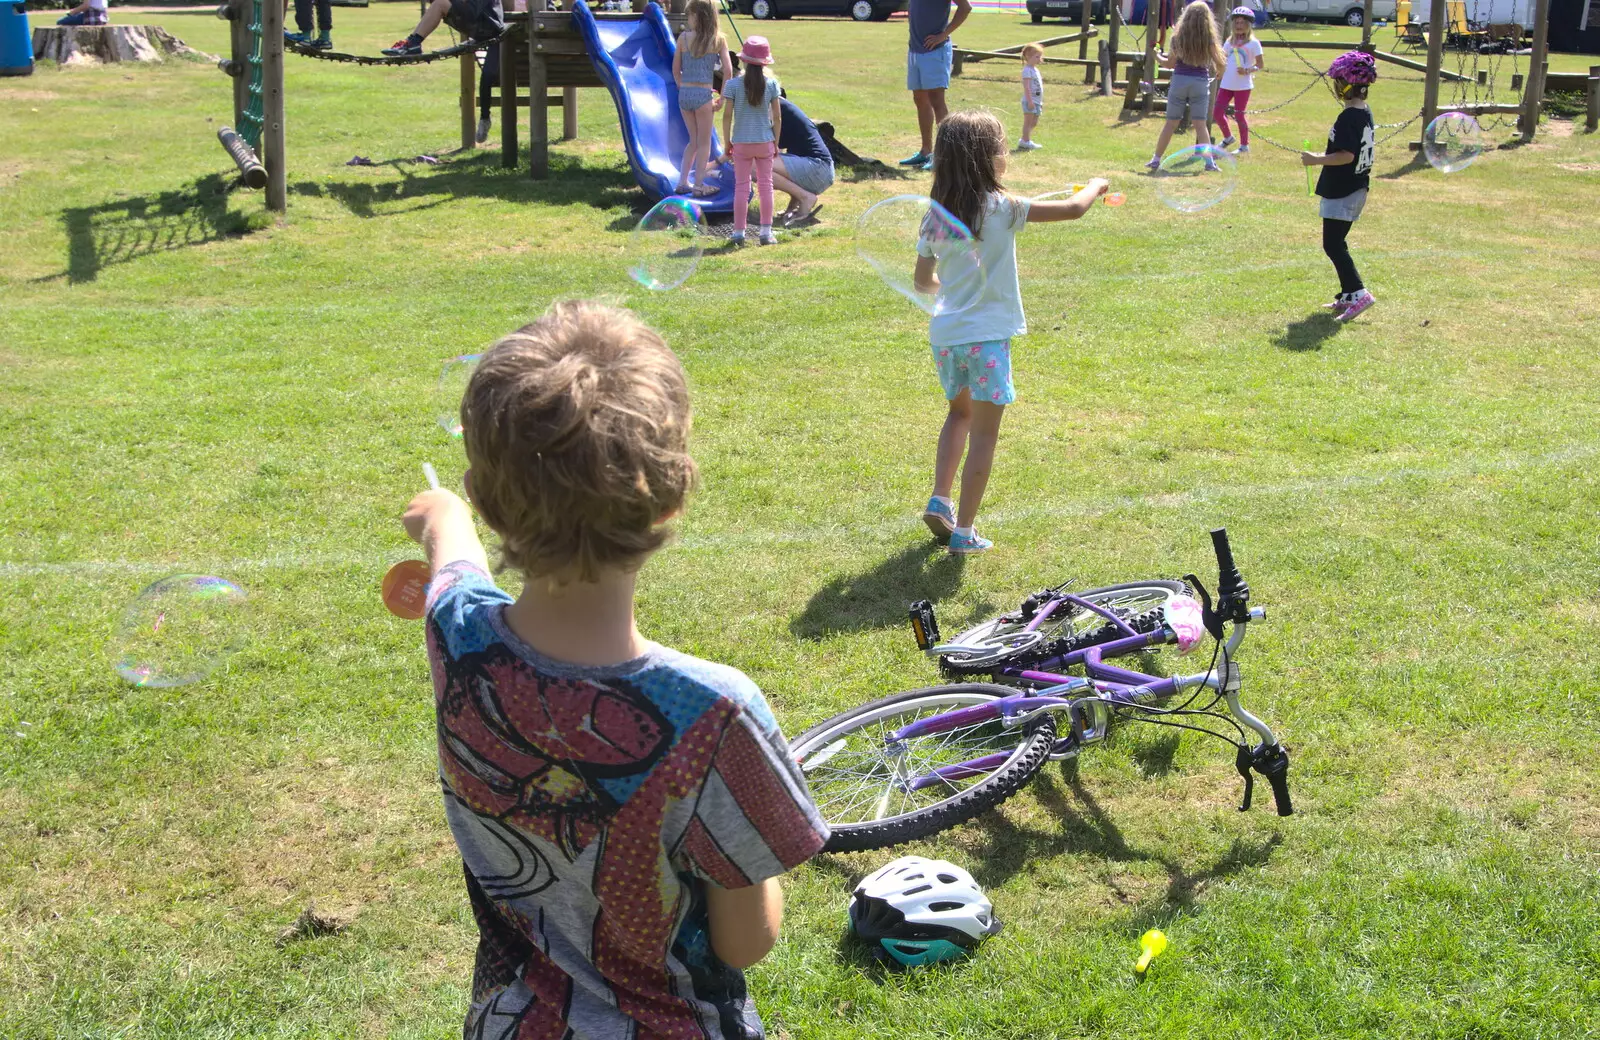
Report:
3,3,1600,1037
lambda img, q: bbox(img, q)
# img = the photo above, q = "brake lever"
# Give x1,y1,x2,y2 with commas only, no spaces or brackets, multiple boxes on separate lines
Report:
1234,744,1256,812
1184,573,1224,642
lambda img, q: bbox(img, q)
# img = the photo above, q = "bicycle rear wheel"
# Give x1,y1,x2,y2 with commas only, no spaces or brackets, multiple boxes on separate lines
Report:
790,684,1057,853
939,579,1190,674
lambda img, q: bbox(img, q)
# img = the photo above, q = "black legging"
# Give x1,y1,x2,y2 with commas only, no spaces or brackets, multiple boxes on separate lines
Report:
1322,217,1363,296
294,0,331,34
479,45,500,120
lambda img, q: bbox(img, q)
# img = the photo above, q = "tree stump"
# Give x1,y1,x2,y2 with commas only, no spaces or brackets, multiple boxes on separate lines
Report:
30,25,209,66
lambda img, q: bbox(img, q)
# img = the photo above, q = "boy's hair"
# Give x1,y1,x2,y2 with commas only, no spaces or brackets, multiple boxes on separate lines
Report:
930,109,1009,239
1169,0,1224,73
685,0,724,58
1021,42,1044,60
461,301,697,582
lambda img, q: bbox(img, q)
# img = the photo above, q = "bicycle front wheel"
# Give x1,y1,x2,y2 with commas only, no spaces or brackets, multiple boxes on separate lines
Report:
790,683,1057,853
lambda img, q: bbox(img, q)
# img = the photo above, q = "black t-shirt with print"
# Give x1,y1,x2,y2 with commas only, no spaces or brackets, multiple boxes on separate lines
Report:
1316,106,1375,200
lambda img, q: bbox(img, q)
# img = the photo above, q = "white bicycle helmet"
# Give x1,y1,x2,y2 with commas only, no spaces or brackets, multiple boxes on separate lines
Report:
848,856,1002,967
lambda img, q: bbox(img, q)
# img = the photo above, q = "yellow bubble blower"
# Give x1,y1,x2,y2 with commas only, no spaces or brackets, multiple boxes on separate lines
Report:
1134,928,1168,977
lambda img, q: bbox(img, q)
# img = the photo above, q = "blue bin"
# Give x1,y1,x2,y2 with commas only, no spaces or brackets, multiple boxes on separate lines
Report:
1,1,32,77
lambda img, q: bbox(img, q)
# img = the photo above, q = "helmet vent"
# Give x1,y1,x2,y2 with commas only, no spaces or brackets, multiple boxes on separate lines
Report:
928,901,964,912
902,884,933,896
936,873,959,884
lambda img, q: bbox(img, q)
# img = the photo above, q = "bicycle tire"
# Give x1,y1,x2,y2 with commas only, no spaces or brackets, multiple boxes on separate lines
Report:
938,580,1191,676
790,683,1057,853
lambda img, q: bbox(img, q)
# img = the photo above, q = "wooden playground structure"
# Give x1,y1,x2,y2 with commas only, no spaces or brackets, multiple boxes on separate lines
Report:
456,0,690,179
953,0,1589,143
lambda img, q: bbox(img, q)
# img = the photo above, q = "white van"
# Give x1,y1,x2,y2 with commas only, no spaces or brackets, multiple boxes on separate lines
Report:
1272,0,1397,27
1408,0,1535,30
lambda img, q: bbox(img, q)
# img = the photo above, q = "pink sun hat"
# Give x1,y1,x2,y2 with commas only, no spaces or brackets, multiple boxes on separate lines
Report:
738,36,774,65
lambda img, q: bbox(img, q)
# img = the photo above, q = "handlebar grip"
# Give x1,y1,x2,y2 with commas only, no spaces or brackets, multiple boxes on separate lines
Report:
1210,527,1237,576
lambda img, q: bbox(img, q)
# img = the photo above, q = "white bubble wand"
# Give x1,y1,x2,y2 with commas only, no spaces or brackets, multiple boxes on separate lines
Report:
422,463,440,490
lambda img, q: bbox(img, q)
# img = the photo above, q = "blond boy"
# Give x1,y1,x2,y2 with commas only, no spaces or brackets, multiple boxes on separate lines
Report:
402,301,828,1040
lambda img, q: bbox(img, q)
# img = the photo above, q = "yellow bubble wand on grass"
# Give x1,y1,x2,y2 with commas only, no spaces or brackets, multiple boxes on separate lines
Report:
1134,928,1168,977
1304,140,1315,196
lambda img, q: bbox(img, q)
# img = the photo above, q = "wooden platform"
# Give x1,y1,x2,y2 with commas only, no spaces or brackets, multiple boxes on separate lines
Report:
458,7,687,178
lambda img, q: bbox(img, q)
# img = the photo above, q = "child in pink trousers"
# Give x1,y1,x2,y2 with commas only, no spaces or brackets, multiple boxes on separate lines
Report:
719,36,783,246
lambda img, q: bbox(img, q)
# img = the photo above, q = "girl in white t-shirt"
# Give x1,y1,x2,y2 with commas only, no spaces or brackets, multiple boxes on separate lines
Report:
913,111,1108,555
1215,6,1265,153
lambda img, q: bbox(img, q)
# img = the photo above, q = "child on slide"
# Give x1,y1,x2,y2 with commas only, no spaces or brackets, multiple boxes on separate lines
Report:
1215,6,1265,154
1303,51,1377,322
916,111,1109,555
673,0,733,197
1144,0,1225,172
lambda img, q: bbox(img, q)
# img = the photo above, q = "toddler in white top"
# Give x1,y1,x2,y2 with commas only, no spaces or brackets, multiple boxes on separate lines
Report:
1016,44,1045,152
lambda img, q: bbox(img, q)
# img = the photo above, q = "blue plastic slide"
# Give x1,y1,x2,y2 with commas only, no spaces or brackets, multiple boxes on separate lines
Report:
570,0,737,214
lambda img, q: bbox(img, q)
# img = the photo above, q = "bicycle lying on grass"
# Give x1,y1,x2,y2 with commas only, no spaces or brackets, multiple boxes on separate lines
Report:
791,529,1293,853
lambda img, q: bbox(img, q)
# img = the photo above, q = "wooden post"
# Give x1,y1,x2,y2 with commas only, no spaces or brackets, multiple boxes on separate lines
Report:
529,4,548,176
1362,0,1374,45
1107,3,1120,95
1099,38,1111,94
1124,56,1142,107
1080,0,1095,84
1519,0,1550,141
501,31,517,167
951,48,963,75
1420,0,1446,133
461,52,477,150
1587,65,1599,133
229,0,247,127
261,0,286,213
563,86,578,140
1140,1,1157,115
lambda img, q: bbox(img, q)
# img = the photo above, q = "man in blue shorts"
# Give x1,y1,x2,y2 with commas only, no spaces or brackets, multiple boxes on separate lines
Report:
901,0,972,171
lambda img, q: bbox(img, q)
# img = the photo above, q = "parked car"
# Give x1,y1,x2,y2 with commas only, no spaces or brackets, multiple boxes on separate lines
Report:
735,0,906,20
1025,0,1109,23
1271,0,1396,27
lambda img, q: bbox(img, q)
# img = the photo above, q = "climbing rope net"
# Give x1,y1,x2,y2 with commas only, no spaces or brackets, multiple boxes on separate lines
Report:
238,0,264,151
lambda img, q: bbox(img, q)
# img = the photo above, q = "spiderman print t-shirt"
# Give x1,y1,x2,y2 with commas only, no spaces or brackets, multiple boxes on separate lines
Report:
424,562,830,1040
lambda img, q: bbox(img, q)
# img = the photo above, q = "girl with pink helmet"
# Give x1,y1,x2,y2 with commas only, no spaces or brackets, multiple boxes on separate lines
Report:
1302,51,1378,322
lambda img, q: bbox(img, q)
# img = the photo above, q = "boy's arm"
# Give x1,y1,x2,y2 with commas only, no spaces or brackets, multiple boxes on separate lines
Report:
705,878,783,970
1302,150,1354,166
1027,179,1107,221
402,489,490,574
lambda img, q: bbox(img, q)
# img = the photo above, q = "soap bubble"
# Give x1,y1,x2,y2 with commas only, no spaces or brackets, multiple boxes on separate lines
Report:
1154,145,1238,213
856,195,988,316
110,575,249,688
626,197,704,291
1423,111,1484,173
436,354,480,439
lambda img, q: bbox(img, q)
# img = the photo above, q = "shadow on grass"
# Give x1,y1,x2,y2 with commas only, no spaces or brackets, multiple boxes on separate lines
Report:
790,542,965,640
292,150,640,224
38,173,262,285
965,768,1282,911
1378,151,1432,179
1271,311,1341,352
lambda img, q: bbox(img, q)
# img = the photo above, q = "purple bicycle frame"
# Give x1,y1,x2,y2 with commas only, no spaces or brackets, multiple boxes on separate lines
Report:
892,592,1181,792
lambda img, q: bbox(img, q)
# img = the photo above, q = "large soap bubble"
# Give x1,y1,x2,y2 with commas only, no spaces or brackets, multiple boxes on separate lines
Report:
1155,145,1238,213
436,354,481,439
856,195,989,316
1423,111,1484,173
110,575,250,688
626,197,704,291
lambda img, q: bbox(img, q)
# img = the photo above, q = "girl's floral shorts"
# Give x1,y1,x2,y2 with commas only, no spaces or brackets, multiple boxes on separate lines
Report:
932,339,1015,405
